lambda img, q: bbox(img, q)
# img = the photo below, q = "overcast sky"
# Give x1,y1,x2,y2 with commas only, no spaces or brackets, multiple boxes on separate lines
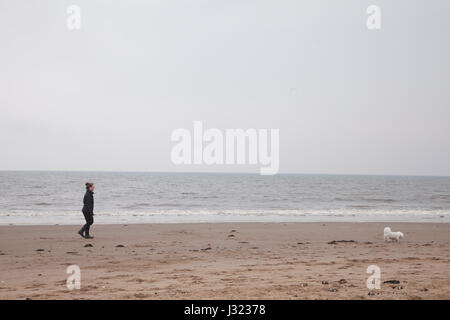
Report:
0,0,449,175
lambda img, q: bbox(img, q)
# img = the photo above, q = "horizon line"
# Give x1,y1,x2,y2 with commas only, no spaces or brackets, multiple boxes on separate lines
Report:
0,169,449,178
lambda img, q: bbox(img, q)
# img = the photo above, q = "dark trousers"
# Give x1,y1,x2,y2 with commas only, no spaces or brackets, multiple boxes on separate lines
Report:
81,210,94,235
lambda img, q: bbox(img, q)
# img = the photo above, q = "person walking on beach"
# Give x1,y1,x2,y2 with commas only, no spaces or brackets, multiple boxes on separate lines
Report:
78,182,95,239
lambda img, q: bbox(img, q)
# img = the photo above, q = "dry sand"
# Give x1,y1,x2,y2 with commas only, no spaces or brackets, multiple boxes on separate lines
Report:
0,222,449,299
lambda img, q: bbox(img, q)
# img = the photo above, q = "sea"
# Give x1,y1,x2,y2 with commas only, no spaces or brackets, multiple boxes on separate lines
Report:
0,171,449,225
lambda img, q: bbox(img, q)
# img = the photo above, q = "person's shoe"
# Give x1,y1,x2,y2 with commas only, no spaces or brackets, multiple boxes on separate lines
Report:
85,234,94,239
78,229,85,238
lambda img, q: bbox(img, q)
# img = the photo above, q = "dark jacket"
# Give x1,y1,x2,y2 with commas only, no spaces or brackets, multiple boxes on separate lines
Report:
82,190,94,215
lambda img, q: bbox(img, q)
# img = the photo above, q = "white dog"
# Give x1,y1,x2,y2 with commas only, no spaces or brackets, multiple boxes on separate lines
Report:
384,227,404,242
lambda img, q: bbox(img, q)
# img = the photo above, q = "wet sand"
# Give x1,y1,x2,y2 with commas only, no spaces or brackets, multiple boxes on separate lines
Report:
0,222,449,299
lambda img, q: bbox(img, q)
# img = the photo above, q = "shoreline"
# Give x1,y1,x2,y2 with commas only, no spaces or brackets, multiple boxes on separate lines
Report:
1,222,449,299
1,213,449,226
1,220,450,226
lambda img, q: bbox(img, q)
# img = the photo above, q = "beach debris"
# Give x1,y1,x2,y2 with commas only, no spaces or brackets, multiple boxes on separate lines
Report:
321,281,329,285
115,244,125,248
327,240,356,245
383,280,400,284
230,230,237,233
392,285,403,290
422,288,429,292
35,249,45,252
201,247,212,251
338,279,347,284
66,251,79,255
227,234,235,237
299,283,308,287
368,291,375,296
329,288,338,292
84,244,93,248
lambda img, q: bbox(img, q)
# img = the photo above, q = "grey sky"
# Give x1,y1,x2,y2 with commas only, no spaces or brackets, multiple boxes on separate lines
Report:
1,0,449,175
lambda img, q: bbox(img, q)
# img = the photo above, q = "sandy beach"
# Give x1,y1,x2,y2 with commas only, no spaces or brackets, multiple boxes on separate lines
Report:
0,222,449,300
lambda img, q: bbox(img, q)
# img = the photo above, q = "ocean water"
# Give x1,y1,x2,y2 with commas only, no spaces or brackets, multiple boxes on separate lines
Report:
0,171,449,225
